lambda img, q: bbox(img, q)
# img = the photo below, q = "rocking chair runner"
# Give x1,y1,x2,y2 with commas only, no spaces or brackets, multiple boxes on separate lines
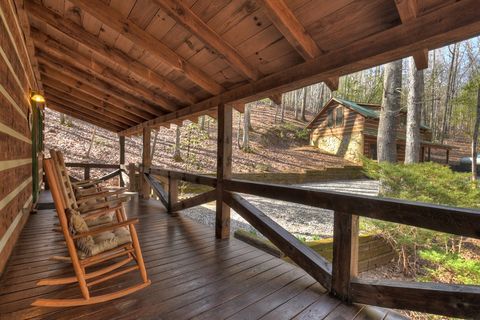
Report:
33,158,150,307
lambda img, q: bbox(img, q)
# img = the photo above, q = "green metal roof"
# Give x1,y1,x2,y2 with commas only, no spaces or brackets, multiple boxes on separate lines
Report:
333,97,430,130
333,97,379,118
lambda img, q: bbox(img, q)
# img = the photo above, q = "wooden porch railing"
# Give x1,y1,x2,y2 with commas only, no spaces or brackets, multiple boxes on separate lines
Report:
141,166,480,318
65,162,126,187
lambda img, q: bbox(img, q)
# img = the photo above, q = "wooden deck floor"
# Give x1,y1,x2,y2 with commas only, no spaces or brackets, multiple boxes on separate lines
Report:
0,193,405,320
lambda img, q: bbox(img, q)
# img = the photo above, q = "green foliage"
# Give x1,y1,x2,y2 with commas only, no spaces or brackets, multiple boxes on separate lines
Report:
419,250,480,285
362,159,480,282
363,159,480,207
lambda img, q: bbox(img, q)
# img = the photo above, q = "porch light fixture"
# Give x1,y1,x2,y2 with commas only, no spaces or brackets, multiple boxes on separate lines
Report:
30,91,45,104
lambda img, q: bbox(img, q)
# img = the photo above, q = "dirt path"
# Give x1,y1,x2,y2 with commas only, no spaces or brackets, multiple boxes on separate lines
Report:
182,179,379,239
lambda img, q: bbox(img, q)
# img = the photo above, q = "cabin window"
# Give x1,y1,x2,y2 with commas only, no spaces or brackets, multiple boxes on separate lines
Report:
327,110,334,128
335,107,344,127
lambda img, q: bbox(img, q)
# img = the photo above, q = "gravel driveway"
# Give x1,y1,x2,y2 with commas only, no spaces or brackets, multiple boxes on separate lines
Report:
182,179,379,239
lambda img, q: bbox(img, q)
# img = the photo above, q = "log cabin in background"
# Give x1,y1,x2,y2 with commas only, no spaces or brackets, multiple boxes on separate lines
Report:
0,0,480,318
307,98,454,163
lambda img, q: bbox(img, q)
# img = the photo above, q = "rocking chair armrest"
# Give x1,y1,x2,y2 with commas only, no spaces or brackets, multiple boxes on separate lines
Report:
78,198,127,214
73,219,139,239
76,191,111,203
81,204,123,220
73,179,103,186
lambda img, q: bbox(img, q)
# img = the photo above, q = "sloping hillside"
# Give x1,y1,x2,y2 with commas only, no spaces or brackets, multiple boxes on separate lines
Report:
44,103,355,178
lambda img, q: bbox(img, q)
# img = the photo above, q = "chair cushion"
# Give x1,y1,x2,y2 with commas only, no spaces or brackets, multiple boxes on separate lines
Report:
68,209,131,259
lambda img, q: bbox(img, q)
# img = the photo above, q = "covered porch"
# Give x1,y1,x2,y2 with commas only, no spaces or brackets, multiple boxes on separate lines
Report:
1,0,480,319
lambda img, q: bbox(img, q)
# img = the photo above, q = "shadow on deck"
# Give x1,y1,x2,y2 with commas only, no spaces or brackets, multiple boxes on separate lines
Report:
0,192,404,319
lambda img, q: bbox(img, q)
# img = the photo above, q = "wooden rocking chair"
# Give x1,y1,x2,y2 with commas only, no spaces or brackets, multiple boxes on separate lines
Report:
49,150,128,206
32,158,151,307
49,150,128,225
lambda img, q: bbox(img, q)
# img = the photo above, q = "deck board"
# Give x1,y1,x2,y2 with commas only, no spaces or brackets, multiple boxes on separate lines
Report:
0,193,405,319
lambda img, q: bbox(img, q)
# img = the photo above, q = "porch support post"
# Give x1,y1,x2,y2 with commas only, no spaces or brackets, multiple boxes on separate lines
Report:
119,136,125,187
216,103,232,239
331,211,359,302
141,127,151,199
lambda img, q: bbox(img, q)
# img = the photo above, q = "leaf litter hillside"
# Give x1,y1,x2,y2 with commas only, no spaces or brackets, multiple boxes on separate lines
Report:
44,102,355,178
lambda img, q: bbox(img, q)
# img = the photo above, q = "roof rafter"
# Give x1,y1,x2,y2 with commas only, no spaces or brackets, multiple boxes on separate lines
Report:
46,94,132,128
394,0,429,70
153,0,261,81
37,52,162,117
32,30,175,113
44,85,138,126
25,0,196,106
46,101,125,132
259,0,338,91
68,0,224,95
42,77,144,124
38,65,152,121
119,0,480,136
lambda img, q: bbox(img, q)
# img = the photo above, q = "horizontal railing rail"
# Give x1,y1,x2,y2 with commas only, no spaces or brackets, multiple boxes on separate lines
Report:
142,166,480,318
65,162,125,186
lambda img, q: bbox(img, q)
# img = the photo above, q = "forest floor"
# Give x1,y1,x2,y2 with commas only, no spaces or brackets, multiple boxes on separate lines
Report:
44,102,355,179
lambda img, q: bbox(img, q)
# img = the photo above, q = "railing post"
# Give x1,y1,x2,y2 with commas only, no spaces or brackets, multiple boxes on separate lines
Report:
127,163,136,192
331,211,359,302
119,136,125,187
216,103,232,239
84,165,90,181
168,173,178,214
141,128,151,199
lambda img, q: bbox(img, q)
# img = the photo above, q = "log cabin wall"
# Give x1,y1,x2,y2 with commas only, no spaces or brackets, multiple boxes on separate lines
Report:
0,1,39,274
309,103,365,163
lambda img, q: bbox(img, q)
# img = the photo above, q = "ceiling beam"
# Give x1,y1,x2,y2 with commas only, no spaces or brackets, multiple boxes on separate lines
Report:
42,77,144,124
44,85,138,126
394,0,429,70
119,0,480,136
258,0,338,91
46,94,132,129
68,0,224,95
37,53,161,117
153,0,261,81
32,30,175,113
259,0,321,60
46,102,124,132
25,0,196,106
38,65,152,121
324,78,339,92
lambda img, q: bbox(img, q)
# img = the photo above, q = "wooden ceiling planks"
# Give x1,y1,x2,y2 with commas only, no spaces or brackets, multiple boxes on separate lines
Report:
68,0,225,95
39,67,153,121
20,0,480,134
119,0,480,136
32,33,172,114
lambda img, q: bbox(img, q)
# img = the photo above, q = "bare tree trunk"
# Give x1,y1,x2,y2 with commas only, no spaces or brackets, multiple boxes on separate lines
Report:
472,88,480,181
294,90,299,120
281,95,285,123
242,104,250,151
440,44,459,143
86,127,96,158
300,87,307,121
405,58,424,164
378,60,403,163
173,125,182,162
